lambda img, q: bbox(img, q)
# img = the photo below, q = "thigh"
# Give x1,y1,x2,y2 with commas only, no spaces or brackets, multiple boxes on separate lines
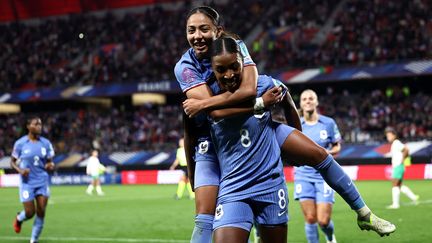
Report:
35,195,49,217
195,185,218,214
316,203,332,225
280,130,328,165
214,226,250,243
259,223,287,243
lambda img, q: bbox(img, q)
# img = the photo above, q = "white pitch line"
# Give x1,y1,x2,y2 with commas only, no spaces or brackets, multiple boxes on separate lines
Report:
0,236,189,243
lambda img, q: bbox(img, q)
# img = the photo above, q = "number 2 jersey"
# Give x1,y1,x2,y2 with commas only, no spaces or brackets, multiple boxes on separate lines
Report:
209,75,286,203
12,135,55,187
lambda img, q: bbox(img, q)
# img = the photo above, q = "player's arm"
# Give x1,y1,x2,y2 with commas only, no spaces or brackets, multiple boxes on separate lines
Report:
278,90,302,131
209,86,283,119
183,65,258,117
10,157,29,177
45,158,55,171
183,111,197,190
327,142,341,155
170,158,180,170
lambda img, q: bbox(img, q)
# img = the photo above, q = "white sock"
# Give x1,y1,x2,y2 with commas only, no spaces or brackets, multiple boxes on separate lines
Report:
356,205,371,219
86,185,94,193
96,185,103,194
392,187,400,206
400,185,417,201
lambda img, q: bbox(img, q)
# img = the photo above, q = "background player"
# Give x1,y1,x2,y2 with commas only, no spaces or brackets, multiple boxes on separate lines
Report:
294,89,340,243
170,138,195,200
385,127,419,209
10,116,55,243
86,149,105,196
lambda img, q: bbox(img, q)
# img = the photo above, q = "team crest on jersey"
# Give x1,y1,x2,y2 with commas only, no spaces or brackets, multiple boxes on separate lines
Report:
181,68,195,84
215,204,224,220
198,141,209,154
320,130,328,140
41,147,47,156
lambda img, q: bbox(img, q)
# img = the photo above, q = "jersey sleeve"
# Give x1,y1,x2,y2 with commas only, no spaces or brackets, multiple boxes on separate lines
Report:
271,77,288,97
46,140,55,159
328,119,342,143
174,60,206,93
11,140,22,159
236,40,255,66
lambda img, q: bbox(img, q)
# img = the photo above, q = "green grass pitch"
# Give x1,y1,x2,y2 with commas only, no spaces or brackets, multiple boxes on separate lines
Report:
0,180,431,242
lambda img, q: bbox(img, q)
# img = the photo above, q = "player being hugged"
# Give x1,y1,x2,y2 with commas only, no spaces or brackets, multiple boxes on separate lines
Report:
10,116,55,243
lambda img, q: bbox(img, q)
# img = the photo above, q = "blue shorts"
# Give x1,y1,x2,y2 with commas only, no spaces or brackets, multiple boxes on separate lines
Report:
273,122,295,147
194,140,220,189
213,183,289,231
293,180,335,203
19,183,50,203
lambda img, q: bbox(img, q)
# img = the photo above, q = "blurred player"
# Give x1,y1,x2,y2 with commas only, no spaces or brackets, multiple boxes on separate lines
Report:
10,116,55,243
86,149,105,196
209,36,288,243
170,138,195,200
294,89,340,243
385,127,419,209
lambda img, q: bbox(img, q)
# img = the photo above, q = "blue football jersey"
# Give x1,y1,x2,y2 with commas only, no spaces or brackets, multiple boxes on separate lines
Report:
174,40,256,141
294,115,341,182
12,135,55,187
209,75,285,203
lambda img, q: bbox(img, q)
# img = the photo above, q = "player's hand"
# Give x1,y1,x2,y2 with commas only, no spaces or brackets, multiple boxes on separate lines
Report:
262,87,283,107
183,98,204,118
45,162,55,171
20,168,30,177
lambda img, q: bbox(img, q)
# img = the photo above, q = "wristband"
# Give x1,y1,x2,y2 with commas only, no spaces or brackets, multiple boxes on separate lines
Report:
254,97,265,111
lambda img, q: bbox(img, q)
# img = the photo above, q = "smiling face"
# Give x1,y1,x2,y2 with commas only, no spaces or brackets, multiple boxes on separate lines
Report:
186,12,220,59
300,90,319,114
212,52,243,93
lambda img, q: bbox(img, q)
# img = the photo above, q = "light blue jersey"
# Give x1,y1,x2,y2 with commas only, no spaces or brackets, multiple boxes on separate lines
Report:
209,75,285,203
294,115,341,182
12,135,55,187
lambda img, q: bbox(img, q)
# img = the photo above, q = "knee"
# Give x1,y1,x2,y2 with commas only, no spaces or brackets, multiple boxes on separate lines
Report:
25,209,35,219
304,214,317,224
36,209,46,218
318,218,330,228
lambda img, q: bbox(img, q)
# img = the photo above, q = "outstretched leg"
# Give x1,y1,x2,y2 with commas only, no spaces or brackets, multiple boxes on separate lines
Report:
281,130,396,236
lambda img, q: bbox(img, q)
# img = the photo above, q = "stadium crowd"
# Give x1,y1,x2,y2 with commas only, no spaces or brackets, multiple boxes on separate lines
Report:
1,0,431,92
1,87,430,156
0,104,183,157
